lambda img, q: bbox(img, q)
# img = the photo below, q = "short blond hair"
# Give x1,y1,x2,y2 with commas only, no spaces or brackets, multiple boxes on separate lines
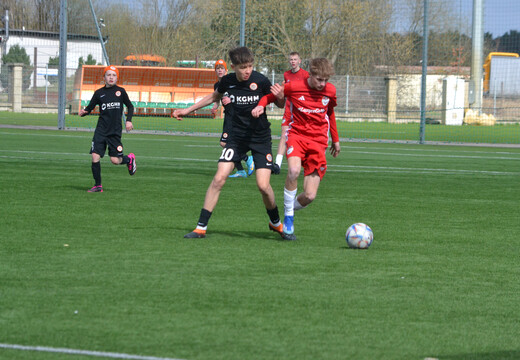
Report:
309,58,334,78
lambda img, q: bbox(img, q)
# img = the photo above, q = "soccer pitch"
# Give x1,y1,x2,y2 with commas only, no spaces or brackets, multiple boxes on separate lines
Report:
1,128,519,360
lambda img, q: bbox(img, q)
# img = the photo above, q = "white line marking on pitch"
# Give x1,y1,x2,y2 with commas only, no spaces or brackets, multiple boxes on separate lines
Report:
0,343,186,360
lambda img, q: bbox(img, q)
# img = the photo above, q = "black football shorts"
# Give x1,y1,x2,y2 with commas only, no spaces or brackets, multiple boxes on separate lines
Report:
219,139,273,170
90,133,123,158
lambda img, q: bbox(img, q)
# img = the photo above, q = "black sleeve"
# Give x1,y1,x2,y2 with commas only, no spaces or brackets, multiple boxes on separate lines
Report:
84,91,99,114
260,76,272,96
217,76,228,94
121,88,134,122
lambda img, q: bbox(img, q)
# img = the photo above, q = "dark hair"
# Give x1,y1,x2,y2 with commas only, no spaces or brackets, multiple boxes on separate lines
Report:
289,51,300,57
309,58,335,77
229,47,255,66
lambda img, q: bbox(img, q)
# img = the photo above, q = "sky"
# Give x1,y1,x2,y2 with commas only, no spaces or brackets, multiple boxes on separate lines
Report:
483,0,520,37
118,0,519,38
462,0,520,37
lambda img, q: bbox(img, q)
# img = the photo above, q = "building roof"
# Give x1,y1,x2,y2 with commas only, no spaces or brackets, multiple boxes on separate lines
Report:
0,29,107,41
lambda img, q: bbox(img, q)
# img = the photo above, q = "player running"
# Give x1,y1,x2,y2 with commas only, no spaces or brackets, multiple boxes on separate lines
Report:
79,65,136,193
211,59,254,178
274,52,309,172
173,47,289,240
252,58,340,240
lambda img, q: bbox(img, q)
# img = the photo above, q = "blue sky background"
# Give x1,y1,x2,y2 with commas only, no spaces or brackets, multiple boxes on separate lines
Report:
119,0,519,38
467,0,520,37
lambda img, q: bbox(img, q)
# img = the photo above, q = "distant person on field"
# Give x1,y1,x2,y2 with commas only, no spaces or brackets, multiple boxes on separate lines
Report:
274,52,309,172
173,46,290,240
252,58,340,240
79,65,136,193
211,59,254,178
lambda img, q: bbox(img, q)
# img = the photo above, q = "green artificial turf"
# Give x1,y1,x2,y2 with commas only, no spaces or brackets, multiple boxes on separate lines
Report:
0,128,519,360
1,111,519,145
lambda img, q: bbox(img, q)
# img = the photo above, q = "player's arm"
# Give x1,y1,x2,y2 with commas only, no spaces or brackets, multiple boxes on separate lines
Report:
79,93,98,117
328,107,340,158
251,93,277,118
270,83,286,108
173,90,222,120
251,82,287,117
211,101,219,117
121,89,134,131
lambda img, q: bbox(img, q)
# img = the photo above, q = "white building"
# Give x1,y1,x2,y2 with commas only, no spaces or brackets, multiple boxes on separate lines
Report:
0,29,106,87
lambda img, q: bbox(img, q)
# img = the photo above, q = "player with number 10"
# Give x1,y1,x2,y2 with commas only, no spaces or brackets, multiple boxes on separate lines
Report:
173,47,290,239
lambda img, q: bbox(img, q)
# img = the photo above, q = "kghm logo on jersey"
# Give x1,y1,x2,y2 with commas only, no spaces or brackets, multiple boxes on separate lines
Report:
235,95,260,105
101,102,121,111
322,96,330,106
249,83,258,91
115,91,121,97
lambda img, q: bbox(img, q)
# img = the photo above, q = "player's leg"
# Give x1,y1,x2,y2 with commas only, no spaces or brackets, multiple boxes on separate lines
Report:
283,155,302,235
250,142,289,240
275,125,289,169
229,159,247,178
221,116,246,178
88,136,105,192
293,143,327,211
297,172,321,207
108,137,136,175
203,161,235,211
255,167,284,235
185,144,238,238
246,154,255,175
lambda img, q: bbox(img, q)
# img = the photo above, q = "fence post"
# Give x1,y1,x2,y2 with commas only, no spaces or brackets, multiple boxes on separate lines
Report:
8,63,23,112
385,76,397,123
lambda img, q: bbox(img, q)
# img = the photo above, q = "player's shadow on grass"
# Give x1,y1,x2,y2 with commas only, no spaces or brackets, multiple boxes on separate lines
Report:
340,246,369,250
172,226,289,241
211,230,292,241
434,350,520,360
70,185,95,191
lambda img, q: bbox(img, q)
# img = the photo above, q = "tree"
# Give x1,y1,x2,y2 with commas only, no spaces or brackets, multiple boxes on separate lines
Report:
497,30,520,54
46,55,60,85
78,54,100,67
1,44,33,90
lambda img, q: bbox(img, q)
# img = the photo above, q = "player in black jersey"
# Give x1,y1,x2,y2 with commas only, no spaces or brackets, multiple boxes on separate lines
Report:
79,65,136,193
211,59,254,178
173,47,291,240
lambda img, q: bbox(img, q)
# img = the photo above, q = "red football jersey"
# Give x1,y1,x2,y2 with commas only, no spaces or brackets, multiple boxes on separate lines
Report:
284,68,310,83
282,69,309,126
282,79,339,146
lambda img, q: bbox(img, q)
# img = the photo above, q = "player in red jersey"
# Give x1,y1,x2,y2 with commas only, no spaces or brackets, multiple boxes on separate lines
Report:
252,58,340,240
275,52,309,173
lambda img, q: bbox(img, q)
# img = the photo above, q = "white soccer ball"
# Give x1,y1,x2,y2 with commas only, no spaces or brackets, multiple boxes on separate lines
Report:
346,223,374,249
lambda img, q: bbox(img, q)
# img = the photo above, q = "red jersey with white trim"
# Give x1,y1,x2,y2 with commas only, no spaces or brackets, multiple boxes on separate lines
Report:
282,80,339,146
282,68,309,126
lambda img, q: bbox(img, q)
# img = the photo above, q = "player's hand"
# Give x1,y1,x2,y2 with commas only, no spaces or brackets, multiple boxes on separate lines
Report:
221,96,231,106
271,163,280,175
172,109,187,121
79,109,88,117
271,83,285,100
125,121,133,132
211,104,219,118
330,142,341,158
251,106,265,118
